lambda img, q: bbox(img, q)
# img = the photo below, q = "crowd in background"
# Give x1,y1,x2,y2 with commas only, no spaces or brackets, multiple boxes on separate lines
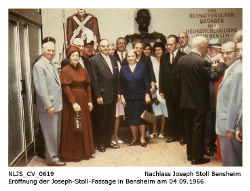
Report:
32,30,242,166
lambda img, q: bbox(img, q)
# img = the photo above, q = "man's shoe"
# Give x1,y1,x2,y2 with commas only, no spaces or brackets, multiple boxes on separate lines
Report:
191,158,210,165
98,145,106,152
180,139,186,146
204,150,214,156
166,137,177,143
187,155,192,161
47,160,66,166
107,142,120,149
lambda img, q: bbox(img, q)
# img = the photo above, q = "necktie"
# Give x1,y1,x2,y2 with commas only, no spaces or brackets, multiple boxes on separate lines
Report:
49,62,58,80
121,52,123,61
171,53,175,64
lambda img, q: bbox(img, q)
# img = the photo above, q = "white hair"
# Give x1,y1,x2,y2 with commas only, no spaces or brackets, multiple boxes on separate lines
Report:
192,36,208,46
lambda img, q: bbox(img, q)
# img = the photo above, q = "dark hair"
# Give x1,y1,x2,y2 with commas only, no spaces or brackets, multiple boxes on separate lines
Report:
42,37,56,45
152,42,165,53
167,34,178,44
144,43,152,51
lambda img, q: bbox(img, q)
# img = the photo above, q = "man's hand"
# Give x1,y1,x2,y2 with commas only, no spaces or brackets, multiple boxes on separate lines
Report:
236,130,242,142
97,97,103,105
226,130,234,140
47,106,55,116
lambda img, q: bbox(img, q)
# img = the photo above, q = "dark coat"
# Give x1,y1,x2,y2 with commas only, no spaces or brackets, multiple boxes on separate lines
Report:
178,52,222,111
120,63,150,100
89,53,119,104
123,54,156,85
159,50,186,100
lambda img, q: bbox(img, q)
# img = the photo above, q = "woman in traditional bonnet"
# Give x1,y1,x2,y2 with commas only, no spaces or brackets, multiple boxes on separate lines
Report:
60,45,95,160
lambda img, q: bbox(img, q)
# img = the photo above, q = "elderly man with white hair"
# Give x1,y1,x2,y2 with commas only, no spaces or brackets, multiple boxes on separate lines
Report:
178,36,222,165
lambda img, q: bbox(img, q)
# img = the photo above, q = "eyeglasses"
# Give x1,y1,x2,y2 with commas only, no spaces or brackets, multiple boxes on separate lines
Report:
166,43,176,47
178,36,188,40
221,51,236,56
117,42,127,45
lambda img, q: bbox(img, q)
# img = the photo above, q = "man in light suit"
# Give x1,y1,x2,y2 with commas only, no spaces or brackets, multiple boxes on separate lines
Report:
178,32,192,54
216,42,242,166
89,39,120,152
33,41,65,166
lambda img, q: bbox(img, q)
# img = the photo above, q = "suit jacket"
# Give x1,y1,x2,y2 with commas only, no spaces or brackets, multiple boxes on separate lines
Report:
123,54,156,84
178,52,221,111
216,60,242,136
89,53,119,104
33,57,62,112
114,49,123,64
179,44,192,54
159,50,186,100
120,63,150,100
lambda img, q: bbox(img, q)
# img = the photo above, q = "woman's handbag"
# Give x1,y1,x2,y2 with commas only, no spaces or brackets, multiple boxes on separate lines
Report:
140,110,156,125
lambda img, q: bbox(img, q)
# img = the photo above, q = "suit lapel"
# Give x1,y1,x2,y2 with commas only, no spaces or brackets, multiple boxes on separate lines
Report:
99,54,113,74
219,60,241,89
44,61,61,85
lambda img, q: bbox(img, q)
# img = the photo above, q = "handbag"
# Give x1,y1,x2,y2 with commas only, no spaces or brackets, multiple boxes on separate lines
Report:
140,110,156,125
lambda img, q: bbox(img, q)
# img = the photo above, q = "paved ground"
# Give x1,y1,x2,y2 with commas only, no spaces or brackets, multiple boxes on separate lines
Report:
27,134,222,167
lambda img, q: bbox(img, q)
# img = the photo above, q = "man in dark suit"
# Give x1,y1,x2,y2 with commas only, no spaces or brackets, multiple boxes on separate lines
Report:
178,36,221,165
114,37,127,65
159,35,186,145
89,39,120,152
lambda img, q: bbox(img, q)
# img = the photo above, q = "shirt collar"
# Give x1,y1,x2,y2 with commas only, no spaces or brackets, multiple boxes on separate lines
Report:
42,56,51,64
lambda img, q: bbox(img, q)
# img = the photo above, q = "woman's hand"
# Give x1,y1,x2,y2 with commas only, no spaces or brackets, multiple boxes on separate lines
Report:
145,94,151,104
88,102,93,112
73,103,81,111
121,95,126,107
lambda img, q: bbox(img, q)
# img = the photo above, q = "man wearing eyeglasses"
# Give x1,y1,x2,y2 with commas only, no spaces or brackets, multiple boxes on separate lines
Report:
159,34,186,146
114,37,127,65
216,41,242,166
178,32,192,54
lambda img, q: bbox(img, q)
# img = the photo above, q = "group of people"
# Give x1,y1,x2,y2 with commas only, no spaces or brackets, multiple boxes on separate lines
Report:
32,30,242,166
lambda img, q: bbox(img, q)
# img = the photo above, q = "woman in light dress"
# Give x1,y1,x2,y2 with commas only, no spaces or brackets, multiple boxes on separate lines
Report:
109,43,124,144
149,42,168,139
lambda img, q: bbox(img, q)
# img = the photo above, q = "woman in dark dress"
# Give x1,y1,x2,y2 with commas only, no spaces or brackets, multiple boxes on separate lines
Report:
60,45,95,160
120,49,151,147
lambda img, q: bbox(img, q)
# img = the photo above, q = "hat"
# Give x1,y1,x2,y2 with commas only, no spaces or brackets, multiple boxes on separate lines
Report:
66,45,80,58
84,39,94,46
208,38,222,48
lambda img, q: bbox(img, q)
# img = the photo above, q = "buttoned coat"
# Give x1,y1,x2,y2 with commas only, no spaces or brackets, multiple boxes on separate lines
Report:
33,57,62,112
120,63,150,100
89,53,119,104
159,50,186,100
216,60,242,136
178,52,221,111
